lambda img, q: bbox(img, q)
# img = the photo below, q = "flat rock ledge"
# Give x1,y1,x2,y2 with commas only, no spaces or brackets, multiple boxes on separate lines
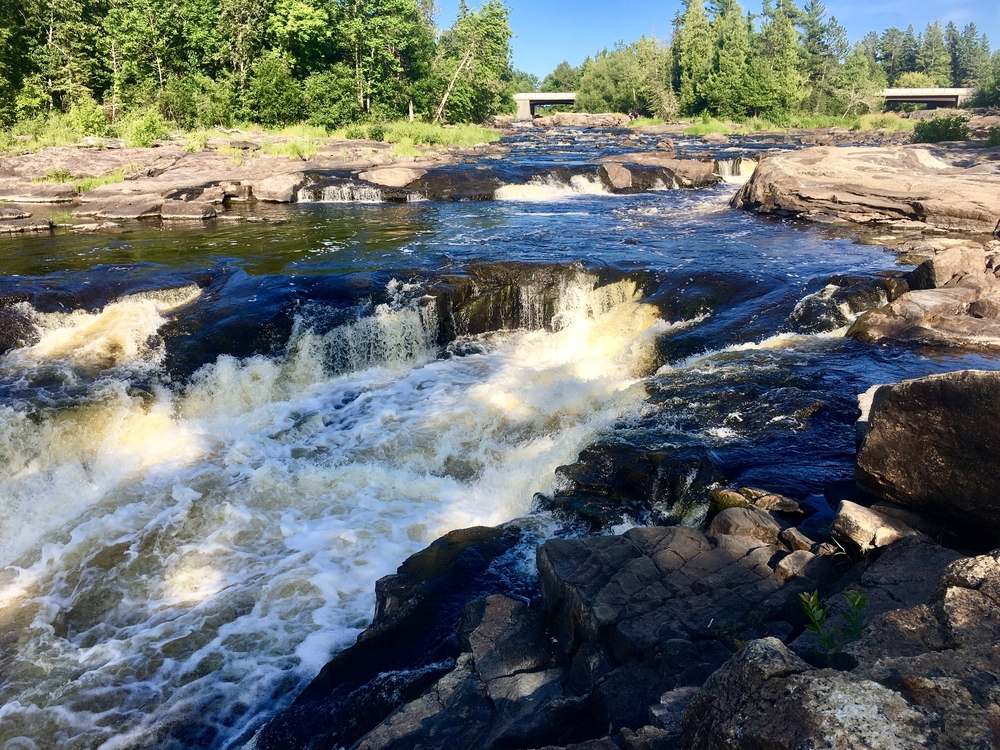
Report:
732,143,1000,235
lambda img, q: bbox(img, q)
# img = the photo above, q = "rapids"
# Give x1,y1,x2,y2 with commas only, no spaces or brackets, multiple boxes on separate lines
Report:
0,127,997,750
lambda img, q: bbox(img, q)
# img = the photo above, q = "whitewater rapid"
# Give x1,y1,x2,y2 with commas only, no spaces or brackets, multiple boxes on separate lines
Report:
0,273,678,749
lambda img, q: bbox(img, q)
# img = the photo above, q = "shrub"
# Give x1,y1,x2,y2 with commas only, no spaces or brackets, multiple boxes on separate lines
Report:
68,93,109,137
160,74,234,130
987,126,1000,148
912,116,970,143
120,108,170,147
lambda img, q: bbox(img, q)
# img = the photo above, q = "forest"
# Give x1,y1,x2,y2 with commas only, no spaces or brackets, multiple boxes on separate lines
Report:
1,0,1000,140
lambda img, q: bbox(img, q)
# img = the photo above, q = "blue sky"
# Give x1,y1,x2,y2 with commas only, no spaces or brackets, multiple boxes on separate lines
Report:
434,0,1000,78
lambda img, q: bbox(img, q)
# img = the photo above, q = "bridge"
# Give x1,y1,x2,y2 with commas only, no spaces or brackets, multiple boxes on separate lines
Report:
513,92,577,120
880,88,976,108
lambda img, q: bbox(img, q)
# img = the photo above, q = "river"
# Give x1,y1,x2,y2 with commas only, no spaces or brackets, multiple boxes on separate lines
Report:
0,128,996,749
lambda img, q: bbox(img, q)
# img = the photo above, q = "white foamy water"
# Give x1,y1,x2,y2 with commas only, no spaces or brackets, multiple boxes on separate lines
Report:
0,275,675,749
713,156,756,185
494,174,609,201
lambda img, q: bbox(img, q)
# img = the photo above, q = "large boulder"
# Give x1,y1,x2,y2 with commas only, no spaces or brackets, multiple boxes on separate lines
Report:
732,144,1000,234
855,370,1000,542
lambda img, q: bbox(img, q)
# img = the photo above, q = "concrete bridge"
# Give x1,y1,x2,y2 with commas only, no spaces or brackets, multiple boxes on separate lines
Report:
880,88,976,108
513,92,576,120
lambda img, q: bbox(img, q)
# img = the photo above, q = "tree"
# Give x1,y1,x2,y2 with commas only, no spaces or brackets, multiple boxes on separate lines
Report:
672,0,713,114
700,0,751,118
835,41,885,115
953,23,991,87
540,61,579,92
797,0,849,113
576,37,676,119
746,0,805,118
916,21,951,86
878,26,908,84
894,70,937,88
508,69,538,93
432,0,512,123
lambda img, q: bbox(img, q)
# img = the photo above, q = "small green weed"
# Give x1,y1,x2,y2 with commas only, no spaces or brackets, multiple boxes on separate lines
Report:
51,210,76,224
261,139,317,160
629,117,665,128
35,167,74,183
683,120,732,136
391,138,421,157
987,126,1000,148
800,589,868,654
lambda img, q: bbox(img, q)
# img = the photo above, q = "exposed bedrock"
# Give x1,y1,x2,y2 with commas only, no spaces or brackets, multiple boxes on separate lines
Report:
732,143,1000,234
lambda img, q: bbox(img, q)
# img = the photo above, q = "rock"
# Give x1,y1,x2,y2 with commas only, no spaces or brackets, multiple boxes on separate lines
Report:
254,526,522,750
600,163,632,191
602,153,719,188
460,595,551,681
906,244,987,289
352,653,495,750
700,132,730,143
358,167,427,188
779,527,814,552
0,207,30,219
708,488,748,513
733,144,1000,234
537,525,828,674
830,500,920,552
160,200,217,220
0,217,52,233
90,197,163,220
617,725,673,750
682,638,937,750
969,297,1000,318
855,370,1000,540
0,295,34,355
655,139,676,153
707,506,782,544
534,113,631,128
649,686,699,743
0,182,76,202
774,550,815,580
251,172,306,202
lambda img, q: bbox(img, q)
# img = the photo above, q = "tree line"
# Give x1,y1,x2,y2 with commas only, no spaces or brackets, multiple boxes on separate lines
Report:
526,0,1000,122
0,0,515,130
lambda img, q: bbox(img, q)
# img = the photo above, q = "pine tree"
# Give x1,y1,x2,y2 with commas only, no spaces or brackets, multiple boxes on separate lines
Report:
747,0,805,118
700,0,750,118
954,24,991,87
673,0,713,114
916,21,951,86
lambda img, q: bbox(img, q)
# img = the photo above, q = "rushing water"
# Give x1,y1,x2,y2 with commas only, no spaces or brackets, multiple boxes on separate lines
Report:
0,128,997,750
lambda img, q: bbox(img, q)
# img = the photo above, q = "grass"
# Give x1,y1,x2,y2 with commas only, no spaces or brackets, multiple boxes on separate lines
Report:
629,117,666,128
683,119,733,136
215,145,245,165
51,210,77,224
260,139,318,160
391,138,423,157
269,123,329,139
74,170,126,194
381,121,500,147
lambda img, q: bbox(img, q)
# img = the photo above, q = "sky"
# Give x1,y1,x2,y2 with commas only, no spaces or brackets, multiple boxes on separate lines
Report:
434,0,1000,78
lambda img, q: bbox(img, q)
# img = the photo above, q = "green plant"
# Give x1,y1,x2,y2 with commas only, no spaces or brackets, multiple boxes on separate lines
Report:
120,109,170,147
74,170,125,194
260,139,317,160
988,126,1000,148
800,589,868,654
391,138,421,157
912,116,970,144
683,119,731,136
50,210,76,224
36,167,74,183
629,117,665,127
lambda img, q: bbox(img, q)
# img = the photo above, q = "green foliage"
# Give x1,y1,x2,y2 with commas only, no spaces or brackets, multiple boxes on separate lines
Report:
68,94,110,137
432,0,514,123
120,108,170,146
74,170,126,193
628,117,665,127
894,71,937,88
508,69,539,93
159,74,234,130
260,139,317,159
912,116,970,143
303,65,360,130
683,119,731,135
800,589,868,654
987,126,1000,148
541,61,580,92
577,37,677,120
673,0,713,114
382,120,499,146
246,52,305,127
